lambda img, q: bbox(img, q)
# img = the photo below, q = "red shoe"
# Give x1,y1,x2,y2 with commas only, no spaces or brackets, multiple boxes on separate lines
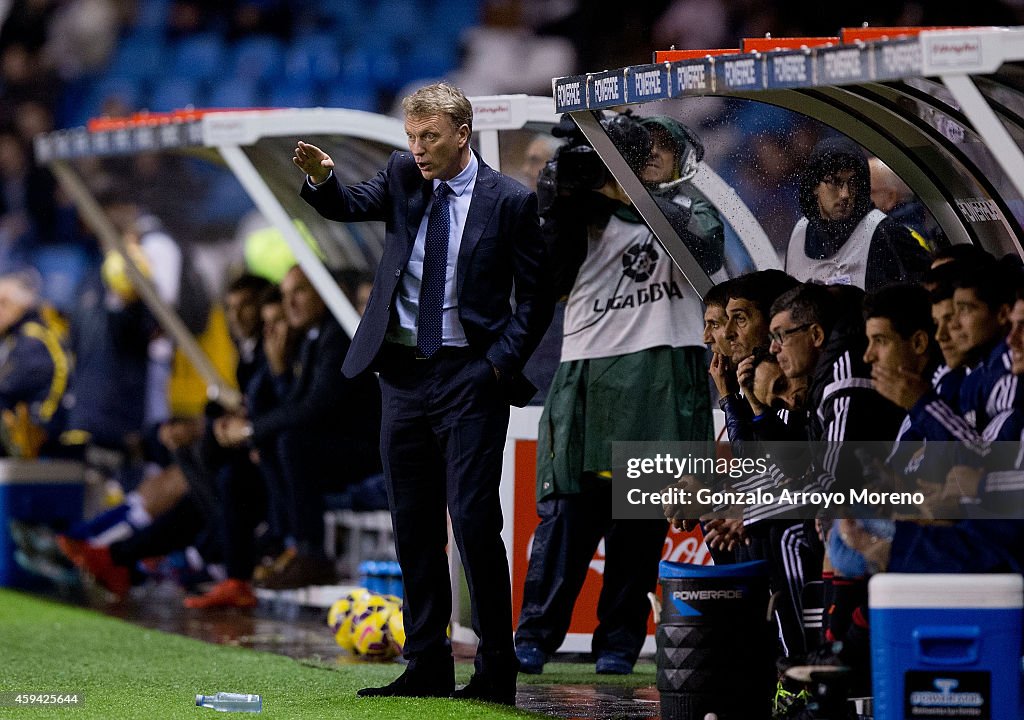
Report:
77,544,131,598
184,578,258,609
56,535,87,566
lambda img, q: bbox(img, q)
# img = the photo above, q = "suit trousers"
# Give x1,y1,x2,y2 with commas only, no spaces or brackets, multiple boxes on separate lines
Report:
378,345,516,676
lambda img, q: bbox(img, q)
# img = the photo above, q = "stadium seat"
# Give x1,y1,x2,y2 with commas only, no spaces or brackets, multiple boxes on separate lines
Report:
402,46,458,84
284,33,341,84
206,78,262,109
230,35,286,84
267,82,318,109
133,0,170,31
323,86,378,112
86,76,144,117
340,47,400,95
105,34,166,81
428,0,481,39
31,243,94,314
198,176,256,226
170,33,226,82
336,50,377,93
147,77,200,112
368,0,419,43
369,52,402,93
318,0,362,35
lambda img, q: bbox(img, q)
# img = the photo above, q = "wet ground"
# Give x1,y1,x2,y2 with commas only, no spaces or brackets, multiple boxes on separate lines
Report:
68,582,662,720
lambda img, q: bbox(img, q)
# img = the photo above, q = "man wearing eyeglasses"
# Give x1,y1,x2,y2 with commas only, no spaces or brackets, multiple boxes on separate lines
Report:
763,282,904,694
785,138,929,292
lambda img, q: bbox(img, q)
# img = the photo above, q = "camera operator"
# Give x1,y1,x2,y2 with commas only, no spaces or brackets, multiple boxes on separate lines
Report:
515,113,725,676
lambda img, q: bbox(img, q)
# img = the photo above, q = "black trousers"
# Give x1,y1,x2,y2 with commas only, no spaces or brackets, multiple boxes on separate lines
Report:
515,485,668,663
216,456,268,579
738,520,823,657
378,347,515,677
275,430,327,557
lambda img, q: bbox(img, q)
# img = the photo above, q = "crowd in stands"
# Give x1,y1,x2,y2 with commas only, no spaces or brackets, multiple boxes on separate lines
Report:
3,0,1023,311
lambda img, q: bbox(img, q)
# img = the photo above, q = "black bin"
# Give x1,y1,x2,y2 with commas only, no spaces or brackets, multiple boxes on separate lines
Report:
657,559,775,720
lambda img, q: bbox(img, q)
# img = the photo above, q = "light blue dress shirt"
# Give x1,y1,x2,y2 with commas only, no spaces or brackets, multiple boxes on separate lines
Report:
388,152,478,347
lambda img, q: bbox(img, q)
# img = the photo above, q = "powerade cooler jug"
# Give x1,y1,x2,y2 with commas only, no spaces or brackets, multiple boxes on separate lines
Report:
656,559,775,720
868,573,1023,720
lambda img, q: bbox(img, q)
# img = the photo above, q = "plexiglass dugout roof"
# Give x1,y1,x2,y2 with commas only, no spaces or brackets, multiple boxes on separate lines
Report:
549,25,1024,297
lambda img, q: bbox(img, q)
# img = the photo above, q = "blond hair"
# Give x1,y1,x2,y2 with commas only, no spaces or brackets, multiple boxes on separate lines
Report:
401,82,473,134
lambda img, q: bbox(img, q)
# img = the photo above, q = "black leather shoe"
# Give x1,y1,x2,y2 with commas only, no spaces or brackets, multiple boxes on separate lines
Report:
357,664,455,699
452,674,517,706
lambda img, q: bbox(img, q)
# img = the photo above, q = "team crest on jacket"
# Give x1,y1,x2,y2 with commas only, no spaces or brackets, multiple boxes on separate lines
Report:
622,243,658,282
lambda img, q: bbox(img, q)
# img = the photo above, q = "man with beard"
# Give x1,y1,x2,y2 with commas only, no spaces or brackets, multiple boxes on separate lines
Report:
785,138,929,292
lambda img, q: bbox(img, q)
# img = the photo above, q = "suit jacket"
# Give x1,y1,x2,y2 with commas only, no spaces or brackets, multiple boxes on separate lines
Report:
300,150,552,406
251,316,382,484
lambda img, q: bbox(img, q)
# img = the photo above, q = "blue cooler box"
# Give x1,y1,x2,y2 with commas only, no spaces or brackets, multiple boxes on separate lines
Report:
0,459,85,588
869,573,1023,720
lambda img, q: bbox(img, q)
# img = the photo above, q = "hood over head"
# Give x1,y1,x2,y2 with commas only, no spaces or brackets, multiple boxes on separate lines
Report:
798,136,873,235
639,115,704,185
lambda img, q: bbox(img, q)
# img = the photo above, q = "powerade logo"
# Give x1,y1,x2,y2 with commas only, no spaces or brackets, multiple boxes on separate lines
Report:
904,672,989,718
554,79,585,112
670,588,744,617
910,678,983,709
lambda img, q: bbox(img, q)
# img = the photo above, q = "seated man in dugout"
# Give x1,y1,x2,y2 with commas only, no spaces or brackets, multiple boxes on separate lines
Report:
214,265,383,589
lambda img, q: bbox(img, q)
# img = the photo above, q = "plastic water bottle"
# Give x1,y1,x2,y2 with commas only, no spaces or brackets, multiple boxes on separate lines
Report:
195,692,262,713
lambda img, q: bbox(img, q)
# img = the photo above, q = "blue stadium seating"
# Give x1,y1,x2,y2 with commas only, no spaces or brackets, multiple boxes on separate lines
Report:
368,0,419,43
403,46,458,84
284,33,341,84
428,0,480,41
170,33,226,82
368,50,403,93
31,244,95,314
323,87,378,112
267,82,319,109
147,77,200,112
198,174,256,224
318,0,363,37
133,0,170,31
86,76,144,117
230,35,286,84
66,0,489,127
105,33,166,81
339,49,392,95
207,78,262,109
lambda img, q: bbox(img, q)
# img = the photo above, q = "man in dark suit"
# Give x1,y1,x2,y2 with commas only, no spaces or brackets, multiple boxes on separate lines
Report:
294,82,551,705
214,265,383,588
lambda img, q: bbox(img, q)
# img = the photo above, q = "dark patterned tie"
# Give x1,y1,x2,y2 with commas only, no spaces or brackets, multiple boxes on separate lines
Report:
416,181,452,358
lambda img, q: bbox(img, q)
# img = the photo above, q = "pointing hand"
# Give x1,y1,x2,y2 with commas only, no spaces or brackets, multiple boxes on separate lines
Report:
293,141,335,184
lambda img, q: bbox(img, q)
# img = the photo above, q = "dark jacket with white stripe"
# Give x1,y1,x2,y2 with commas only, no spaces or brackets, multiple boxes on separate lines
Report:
805,315,904,494
959,339,1021,431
